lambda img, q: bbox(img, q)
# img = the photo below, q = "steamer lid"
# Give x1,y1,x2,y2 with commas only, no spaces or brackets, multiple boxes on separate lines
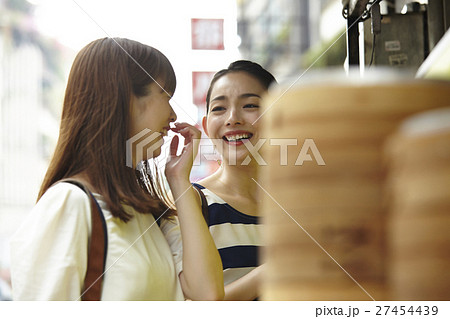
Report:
398,107,450,136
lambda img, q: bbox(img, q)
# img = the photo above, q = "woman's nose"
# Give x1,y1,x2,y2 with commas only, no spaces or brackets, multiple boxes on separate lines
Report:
169,105,177,123
226,109,242,126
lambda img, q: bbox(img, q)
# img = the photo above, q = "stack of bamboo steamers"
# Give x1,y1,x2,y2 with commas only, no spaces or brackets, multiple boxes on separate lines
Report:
386,107,450,300
259,71,450,300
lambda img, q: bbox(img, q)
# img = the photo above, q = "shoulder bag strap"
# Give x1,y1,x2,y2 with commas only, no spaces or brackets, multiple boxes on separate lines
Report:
192,184,209,225
60,179,108,301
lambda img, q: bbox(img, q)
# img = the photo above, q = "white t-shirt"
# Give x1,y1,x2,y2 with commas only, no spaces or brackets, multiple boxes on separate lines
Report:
10,182,184,300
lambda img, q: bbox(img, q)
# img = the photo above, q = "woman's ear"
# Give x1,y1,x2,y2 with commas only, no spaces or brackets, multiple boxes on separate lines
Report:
202,116,209,136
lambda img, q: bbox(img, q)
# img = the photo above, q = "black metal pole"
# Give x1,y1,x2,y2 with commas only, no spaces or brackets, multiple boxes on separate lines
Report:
427,0,446,51
346,15,360,65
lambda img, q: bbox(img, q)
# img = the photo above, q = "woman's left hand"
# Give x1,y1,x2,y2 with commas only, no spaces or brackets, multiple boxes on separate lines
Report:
165,122,201,183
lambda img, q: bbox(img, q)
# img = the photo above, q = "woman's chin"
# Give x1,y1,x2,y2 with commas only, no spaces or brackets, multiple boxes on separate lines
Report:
221,152,256,166
151,148,162,158
133,148,162,165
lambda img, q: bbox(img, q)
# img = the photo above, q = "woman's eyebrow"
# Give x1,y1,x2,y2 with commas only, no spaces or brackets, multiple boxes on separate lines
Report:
211,93,261,103
211,95,227,103
240,93,261,99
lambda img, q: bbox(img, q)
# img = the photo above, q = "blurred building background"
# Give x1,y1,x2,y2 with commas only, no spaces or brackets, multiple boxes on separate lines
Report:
237,0,346,79
0,0,66,300
1,0,448,300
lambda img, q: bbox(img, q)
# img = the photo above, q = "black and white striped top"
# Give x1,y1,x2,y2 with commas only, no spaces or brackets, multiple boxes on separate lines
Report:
193,183,263,285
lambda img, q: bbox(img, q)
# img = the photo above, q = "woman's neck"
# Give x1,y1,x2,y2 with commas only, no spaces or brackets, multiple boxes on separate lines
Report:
209,161,259,199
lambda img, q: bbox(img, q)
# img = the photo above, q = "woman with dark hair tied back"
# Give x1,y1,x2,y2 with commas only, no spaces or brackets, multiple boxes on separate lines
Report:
193,60,277,300
10,37,224,300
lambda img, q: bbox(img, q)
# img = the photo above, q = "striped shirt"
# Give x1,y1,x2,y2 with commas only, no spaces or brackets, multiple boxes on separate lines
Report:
193,183,263,285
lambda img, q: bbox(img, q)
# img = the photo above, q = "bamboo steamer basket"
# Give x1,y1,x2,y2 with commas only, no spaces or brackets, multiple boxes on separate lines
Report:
259,71,450,301
263,280,385,301
386,107,450,300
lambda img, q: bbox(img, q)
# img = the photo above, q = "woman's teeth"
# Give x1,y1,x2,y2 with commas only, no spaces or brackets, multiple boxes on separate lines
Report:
224,133,252,142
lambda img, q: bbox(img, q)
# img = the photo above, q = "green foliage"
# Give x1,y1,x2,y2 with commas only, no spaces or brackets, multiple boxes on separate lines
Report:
301,31,347,69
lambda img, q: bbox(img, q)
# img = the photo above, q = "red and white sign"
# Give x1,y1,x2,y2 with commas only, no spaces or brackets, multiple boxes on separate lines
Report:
191,18,224,50
192,71,215,109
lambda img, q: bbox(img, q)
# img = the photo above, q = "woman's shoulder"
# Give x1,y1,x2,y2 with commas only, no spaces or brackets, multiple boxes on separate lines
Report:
42,181,90,202
33,182,92,219
11,182,92,247
192,181,227,206
194,176,222,195
194,176,211,189
196,171,227,189
194,178,259,218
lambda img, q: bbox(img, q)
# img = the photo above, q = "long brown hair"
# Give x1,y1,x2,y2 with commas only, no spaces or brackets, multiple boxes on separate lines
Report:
39,37,176,222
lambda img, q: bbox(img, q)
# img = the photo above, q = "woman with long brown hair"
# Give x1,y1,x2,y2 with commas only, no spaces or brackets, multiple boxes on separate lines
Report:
9,37,223,300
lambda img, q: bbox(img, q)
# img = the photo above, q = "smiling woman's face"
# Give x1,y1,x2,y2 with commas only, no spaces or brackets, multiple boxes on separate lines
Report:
202,71,266,165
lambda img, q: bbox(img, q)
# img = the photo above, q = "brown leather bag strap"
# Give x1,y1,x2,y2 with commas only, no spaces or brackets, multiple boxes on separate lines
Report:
60,179,107,301
192,183,209,225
